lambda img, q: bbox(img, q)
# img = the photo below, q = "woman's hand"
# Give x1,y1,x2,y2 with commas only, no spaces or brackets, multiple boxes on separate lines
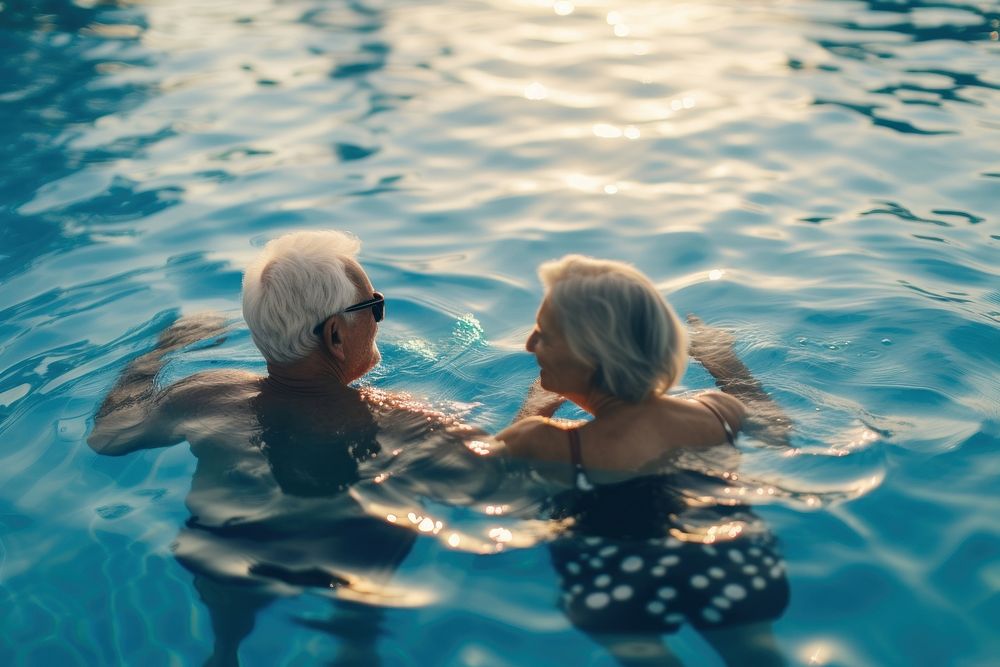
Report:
687,314,741,379
687,315,792,447
515,378,566,421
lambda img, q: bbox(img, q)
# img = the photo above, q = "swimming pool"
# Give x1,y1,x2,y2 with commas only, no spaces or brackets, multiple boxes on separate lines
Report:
1,0,998,664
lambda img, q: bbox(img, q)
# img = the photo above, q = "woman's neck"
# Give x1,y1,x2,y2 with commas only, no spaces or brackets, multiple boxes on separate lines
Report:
578,389,638,418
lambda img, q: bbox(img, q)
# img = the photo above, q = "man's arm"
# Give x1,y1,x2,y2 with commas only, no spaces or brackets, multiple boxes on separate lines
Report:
687,315,792,447
88,314,228,456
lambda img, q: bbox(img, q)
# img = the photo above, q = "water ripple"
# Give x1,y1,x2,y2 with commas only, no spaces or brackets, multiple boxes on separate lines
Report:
0,0,998,664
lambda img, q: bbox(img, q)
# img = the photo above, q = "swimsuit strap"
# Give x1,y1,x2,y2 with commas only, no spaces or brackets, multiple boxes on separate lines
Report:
696,396,736,445
567,429,595,491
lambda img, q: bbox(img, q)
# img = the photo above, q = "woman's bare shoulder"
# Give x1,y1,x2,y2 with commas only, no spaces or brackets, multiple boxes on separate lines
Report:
693,390,747,432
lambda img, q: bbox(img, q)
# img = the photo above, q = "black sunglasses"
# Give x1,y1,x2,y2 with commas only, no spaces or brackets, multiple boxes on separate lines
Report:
313,292,385,335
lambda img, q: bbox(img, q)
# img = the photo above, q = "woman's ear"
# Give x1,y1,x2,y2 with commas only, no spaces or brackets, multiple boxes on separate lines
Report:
322,317,347,362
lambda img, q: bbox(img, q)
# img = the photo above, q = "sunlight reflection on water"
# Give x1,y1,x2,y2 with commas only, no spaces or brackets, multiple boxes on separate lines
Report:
1,0,998,664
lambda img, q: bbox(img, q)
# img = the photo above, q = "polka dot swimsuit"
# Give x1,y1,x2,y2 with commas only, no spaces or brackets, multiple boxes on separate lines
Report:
548,402,789,635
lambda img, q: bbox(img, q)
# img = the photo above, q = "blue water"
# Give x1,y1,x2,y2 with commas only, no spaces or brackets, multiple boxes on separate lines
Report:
1,0,998,665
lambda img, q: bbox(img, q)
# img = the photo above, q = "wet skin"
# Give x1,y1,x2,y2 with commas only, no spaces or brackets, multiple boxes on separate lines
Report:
88,272,490,666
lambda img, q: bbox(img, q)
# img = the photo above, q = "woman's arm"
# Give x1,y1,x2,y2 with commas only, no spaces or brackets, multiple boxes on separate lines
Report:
687,315,792,447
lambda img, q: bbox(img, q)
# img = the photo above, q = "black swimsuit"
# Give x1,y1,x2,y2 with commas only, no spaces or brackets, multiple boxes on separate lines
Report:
548,398,789,635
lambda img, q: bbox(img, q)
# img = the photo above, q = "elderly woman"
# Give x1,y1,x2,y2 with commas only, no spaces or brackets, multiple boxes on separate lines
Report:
499,255,789,667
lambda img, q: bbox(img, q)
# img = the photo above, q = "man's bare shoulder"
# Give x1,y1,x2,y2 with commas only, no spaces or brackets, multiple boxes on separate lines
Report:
167,370,262,411
165,370,263,453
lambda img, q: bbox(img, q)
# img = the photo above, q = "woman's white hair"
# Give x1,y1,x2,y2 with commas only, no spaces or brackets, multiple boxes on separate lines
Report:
242,230,364,364
539,255,688,403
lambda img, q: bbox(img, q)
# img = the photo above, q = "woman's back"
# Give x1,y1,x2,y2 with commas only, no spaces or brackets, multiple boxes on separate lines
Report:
573,391,744,473
501,391,746,484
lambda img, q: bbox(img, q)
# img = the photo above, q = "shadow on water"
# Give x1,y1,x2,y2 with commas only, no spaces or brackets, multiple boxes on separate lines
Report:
814,0,998,60
827,0,998,43
804,0,999,135
0,0,176,281
811,99,957,135
297,0,407,167
861,200,986,227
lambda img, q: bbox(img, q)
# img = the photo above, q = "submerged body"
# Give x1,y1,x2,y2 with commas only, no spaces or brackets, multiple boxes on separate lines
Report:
90,339,491,667
547,427,789,638
160,370,479,587
506,408,790,667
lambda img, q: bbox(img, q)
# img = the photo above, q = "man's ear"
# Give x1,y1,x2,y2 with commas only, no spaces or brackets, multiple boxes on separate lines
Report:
322,316,347,362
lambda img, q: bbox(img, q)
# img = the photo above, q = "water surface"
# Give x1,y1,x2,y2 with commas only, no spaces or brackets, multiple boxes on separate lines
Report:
1,0,998,665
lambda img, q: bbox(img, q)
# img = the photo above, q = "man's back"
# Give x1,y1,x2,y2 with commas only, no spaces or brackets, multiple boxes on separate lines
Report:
89,337,498,586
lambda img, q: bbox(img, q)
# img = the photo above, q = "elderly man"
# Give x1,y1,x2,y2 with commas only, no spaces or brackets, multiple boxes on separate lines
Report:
89,230,492,667
92,230,393,456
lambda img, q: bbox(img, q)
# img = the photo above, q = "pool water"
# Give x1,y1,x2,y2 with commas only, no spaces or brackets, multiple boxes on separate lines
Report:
1,0,998,665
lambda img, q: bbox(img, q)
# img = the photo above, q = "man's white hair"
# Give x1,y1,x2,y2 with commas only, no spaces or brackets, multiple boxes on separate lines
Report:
539,255,688,403
242,230,364,364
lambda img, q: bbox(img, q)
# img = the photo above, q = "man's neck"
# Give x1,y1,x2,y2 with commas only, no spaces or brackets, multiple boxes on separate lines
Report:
263,353,353,397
